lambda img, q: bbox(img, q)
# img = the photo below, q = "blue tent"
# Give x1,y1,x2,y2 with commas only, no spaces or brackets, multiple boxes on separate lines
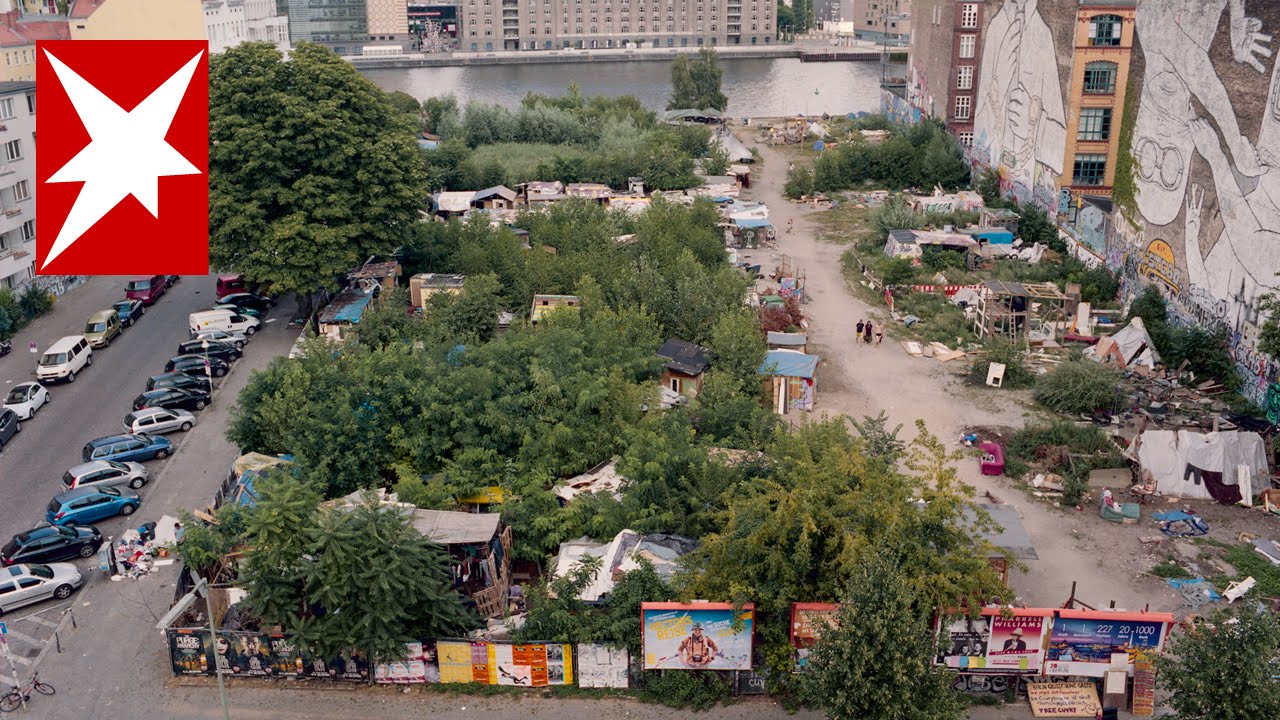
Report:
758,350,820,379
813,140,825,151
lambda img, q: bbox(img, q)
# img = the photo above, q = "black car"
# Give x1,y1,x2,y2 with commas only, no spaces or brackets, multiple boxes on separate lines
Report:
176,339,241,363
165,275,180,288
132,387,211,412
165,355,229,378
0,339,10,357
2,524,103,566
0,408,19,451
145,372,212,394
111,299,145,327
215,293,274,316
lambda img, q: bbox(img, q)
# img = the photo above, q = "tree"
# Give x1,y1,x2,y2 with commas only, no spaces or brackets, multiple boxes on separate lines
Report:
919,132,970,190
802,554,964,720
667,48,728,111
387,90,422,122
784,166,815,199
0,305,12,341
702,142,731,176
208,43,426,296
1157,607,1280,720
776,0,795,35
1259,294,1280,361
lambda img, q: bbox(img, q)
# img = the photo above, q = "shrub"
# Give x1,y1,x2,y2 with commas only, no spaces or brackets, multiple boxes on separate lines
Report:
869,195,922,242
639,669,732,710
966,337,1034,389
1033,360,1122,415
784,166,815,199
879,257,917,287
16,285,51,321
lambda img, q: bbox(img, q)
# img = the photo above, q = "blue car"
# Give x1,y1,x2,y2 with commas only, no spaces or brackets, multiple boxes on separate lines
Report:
46,486,141,526
111,299,146,327
81,433,172,463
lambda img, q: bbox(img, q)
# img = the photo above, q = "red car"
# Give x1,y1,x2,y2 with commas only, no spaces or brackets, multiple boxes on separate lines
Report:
125,275,167,306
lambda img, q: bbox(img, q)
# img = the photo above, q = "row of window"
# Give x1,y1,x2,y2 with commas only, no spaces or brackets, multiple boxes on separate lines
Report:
0,95,34,121
950,99,1112,144
471,34,763,50
471,24,763,35
950,61,1117,97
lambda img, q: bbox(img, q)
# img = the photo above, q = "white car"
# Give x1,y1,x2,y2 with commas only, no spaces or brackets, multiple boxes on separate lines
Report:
0,563,84,614
122,407,196,435
193,328,248,349
3,382,49,420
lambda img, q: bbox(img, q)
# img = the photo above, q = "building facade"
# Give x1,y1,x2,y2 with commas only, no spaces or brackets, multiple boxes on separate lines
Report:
850,0,910,44
0,11,70,82
285,0,367,53
204,0,290,53
459,0,776,52
904,0,987,146
0,80,36,290
69,0,206,40
1059,4,1134,202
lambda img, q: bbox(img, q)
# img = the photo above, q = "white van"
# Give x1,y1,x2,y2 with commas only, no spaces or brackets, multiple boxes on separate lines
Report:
189,309,260,338
36,335,93,383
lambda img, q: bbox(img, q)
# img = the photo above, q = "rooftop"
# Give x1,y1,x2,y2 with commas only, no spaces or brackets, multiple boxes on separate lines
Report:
0,16,70,48
657,338,711,376
0,80,35,95
758,349,820,379
317,287,375,325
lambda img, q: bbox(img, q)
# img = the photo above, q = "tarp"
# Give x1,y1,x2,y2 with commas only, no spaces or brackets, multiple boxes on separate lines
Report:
759,350,820,379
409,509,501,545
1136,430,1269,501
714,131,754,163
766,331,807,348
734,217,770,229
1087,317,1160,369
434,191,474,213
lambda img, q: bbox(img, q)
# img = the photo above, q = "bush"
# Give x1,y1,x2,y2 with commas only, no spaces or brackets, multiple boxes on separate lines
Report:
17,285,51,321
1015,203,1066,253
879,257,917,287
967,337,1034,389
1033,360,1122,415
639,669,732,710
1006,420,1123,505
1165,325,1239,390
784,166,815,199
1068,263,1121,306
869,195,922,242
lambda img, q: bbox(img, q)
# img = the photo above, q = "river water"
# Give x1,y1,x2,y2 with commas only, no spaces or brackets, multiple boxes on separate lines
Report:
362,57,884,117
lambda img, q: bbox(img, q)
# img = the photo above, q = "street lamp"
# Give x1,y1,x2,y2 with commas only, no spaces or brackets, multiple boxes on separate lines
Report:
193,574,231,720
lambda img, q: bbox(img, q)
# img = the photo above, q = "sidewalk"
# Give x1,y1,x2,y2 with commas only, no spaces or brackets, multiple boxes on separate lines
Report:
1,275,128,362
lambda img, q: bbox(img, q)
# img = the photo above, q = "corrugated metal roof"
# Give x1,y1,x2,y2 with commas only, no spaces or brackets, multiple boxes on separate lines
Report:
766,332,807,347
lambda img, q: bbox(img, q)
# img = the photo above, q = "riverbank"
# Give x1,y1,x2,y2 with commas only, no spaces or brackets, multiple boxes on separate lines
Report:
350,42,887,70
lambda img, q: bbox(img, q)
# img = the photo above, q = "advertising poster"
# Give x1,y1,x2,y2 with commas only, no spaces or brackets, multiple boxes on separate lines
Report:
933,615,992,670
790,603,839,670
421,641,442,683
492,643,574,687
437,640,493,684
985,615,1046,671
375,642,428,684
169,629,212,676
1027,681,1101,718
334,649,370,682
1044,614,1169,677
1131,657,1156,716
641,602,755,671
267,634,304,678
232,634,275,677
576,643,630,688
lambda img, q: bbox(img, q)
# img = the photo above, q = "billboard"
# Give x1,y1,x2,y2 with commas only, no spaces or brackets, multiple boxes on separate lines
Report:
933,615,992,670
1043,611,1172,677
985,614,1047,671
438,640,492,684
790,603,840,670
641,602,754,671
169,629,212,675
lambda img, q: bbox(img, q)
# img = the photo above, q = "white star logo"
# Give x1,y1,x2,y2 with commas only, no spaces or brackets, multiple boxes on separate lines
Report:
41,48,206,270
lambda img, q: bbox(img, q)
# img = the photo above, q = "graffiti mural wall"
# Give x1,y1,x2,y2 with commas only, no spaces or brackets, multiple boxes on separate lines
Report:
1113,0,1280,414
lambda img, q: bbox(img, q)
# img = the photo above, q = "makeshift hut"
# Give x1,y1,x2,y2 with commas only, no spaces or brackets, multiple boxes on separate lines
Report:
409,508,513,618
759,349,819,414
732,217,772,248
470,186,517,210
555,460,625,505
409,273,465,310
1134,430,1271,504
530,294,580,323
883,229,978,260
1086,317,1160,370
551,530,696,603
657,338,712,397
432,191,475,219
963,505,1038,585
317,286,378,341
767,331,808,353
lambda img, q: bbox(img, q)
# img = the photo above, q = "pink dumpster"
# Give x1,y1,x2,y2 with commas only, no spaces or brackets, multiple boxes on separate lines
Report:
979,442,1004,476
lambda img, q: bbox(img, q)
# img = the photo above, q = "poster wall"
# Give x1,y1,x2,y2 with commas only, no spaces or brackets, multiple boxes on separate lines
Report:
576,644,630,688
1044,612,1170,677
1027,681,1102,718
790,603,839,670
641,602,755,671
933,615,992,670
267,634,304,677
375,641,430,684
169,629,212,675
438,640,492,684
986,614,1047,671
492,643,574,687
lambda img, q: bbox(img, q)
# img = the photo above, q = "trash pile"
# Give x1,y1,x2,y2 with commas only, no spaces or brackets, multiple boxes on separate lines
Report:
111,515,180,581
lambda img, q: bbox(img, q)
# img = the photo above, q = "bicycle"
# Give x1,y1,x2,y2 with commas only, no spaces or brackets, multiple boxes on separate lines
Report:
0,672,55,712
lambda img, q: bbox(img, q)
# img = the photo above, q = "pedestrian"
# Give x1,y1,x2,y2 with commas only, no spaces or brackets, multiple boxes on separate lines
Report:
875,325,884,346
855,320,864,343
787,218,794,234
863,321,873,345
174,522,185,544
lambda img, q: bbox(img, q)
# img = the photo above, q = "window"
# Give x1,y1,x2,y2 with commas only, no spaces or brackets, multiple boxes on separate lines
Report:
956,65,973,90
960,3,978,29
1072,154,1107,186
1077,107,1112,142
1088,14,1122,46
1082,61,1117,95
954,95,971,120
958,34,975,59
13,180,29,201
0,98,12,120
958,132,973,147
3,139,19,162
21,220,33,241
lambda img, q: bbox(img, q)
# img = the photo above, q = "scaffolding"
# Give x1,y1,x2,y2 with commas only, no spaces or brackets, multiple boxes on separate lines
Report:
972,280,1070,345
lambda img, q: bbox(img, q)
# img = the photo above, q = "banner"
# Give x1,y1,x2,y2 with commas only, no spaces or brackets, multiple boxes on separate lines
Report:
375,642,429,684
492,643,573,687
1027,681,1101,717
985,615,1046,671
1131,657,1156,715
576,644,630,688
790,603,839,670
438,640,493,684
934,615,992,669
169,629,212,676
641,602,754,671
333,649,370,682
1044,615,1168,677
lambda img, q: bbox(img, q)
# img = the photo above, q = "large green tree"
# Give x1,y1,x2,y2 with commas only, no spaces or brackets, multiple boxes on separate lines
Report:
802,555,965,720
1157,607,1280,720
668,48,728,111
208,42,426,296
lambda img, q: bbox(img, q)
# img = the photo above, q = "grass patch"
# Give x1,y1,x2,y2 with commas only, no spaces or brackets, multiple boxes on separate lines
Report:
893,291,970,345
1006,420,1123,505
1220,544,1280,599
815,201,873,241
1150,561,1193,579
469,142,593,185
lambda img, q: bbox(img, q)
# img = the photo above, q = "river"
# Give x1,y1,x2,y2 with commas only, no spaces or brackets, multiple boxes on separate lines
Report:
362,57,885,117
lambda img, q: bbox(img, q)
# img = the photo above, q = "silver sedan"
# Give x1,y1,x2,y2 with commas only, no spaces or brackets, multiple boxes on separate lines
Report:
0,563,84,614
122,407,197,435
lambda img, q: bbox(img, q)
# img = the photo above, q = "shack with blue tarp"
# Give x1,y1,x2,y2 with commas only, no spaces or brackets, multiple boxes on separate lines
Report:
758,350,819,414
732,217,773,248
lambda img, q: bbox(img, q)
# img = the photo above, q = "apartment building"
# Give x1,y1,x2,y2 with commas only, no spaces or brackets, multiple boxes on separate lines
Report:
904,0,986,147
0,10,70,82
459,0,776,52
1059,3,1134,202
204,0,290,53
0,80,35,290
850,0,910,44
69,0,206,40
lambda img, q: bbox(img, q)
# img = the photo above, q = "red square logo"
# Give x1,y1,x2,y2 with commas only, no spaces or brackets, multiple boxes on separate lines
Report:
35,40,209,275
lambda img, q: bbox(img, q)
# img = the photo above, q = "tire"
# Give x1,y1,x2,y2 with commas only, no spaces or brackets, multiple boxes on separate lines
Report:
245,326,256,336
86,354,93,367
1,690,21,712
33,682,54,697
66,371,75,383
52,584,74,600
214,368,226,378
120,503,136,516
194,400,207,410
129,477,144,489
43,394,49,406
180,421,193,432
140,306,146,315
234,341,244,350
155,449,170,459
78,544,95,558
13,421,19,433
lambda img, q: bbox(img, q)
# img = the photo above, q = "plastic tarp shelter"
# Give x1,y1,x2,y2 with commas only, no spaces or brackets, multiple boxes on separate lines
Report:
759,350,820,379
1087,317,1160,369
1136,430,1269,501
734,218,770,229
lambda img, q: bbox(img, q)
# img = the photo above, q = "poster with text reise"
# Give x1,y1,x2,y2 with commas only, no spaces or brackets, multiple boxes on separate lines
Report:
642,603,754,671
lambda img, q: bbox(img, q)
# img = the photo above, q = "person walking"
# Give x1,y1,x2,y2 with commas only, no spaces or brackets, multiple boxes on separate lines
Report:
875,324,884,346
786,218,794,234
855,319,865,344
863,321,873,345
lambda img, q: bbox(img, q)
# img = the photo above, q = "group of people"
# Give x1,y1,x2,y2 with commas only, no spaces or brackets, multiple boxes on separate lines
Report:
855,319,883,346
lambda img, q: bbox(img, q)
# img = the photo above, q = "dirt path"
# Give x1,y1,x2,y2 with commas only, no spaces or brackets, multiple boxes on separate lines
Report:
733,128,1181,615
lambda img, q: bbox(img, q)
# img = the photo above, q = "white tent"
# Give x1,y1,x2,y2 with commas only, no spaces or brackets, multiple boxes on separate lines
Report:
1135,430,1269,500
1087,316,1160,369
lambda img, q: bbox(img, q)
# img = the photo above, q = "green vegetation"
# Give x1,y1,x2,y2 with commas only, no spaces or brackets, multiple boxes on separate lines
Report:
1149,561,1193,579
894,292,970,345
784,120,970,198
1126,286,1239,389
208,43,425,296
0,286,54,341
967,338,1035,389
1157,606,1280,720
667,48,727,111
1111,80,1141,229
1033,361,1123,415
1005,421,1123,504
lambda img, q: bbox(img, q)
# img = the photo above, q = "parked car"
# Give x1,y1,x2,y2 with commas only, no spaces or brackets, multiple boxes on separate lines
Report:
123,407,196,435
0,563,85,613
216,274,246,297
192,328,248,350
0,409,19,451
35,335,92,384
215,293,274,316
3,382,48,420
0,339,10,357
61,460,148,491
131,387,210,412
125,275,167,305
165,275,180,288
81,433,172,463
176,338,240,363
112,299,145,327
2,525,103,566
46,486,141,526
164,355,229,378
83,309,123,349
144,372,211,394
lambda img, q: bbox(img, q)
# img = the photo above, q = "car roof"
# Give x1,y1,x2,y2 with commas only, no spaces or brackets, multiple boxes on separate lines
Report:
86,434,135,447
53,486,120,502
88,309,117,321
114,299,139,307
46,335,87,353
133,406,175,418
14,526,62,542
67,460,117,475
12,382,39,389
